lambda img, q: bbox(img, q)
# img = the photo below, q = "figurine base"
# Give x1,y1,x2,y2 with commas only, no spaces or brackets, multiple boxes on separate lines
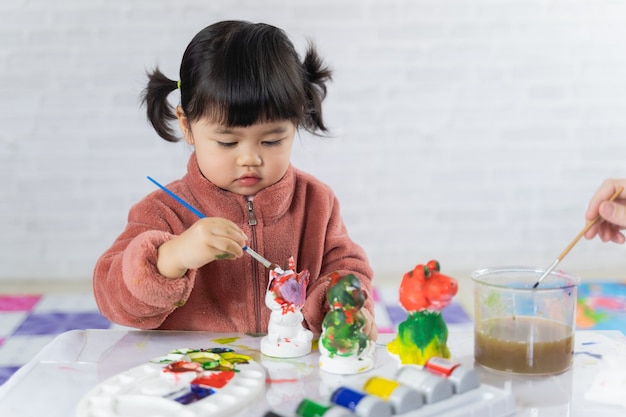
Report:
319,341,375,375
319,353,374,375
386,344,451,366
260,333,313,358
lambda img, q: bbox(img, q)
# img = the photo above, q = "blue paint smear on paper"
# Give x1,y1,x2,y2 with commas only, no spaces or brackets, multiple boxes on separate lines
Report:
577,281,626,335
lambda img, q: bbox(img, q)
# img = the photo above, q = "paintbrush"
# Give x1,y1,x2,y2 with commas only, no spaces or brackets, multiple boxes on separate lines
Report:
242,246,284,274
533,186,624,288
147,176,284,274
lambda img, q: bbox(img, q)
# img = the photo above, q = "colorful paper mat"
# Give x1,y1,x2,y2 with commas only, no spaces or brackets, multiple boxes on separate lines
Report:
576,281,626,332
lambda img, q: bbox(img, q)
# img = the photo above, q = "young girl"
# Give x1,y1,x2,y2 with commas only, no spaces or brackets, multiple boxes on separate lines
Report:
93,20,376,339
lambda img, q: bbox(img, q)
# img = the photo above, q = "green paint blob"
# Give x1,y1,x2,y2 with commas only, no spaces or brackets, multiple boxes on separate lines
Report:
485,291,500,308
321,310,369,357
387,310,450,365
484,291,505,317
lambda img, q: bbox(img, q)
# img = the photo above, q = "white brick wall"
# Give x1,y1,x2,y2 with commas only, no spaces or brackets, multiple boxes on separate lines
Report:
1,0,625,282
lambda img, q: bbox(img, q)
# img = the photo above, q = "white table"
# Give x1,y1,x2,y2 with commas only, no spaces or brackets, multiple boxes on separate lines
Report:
0,326,625,417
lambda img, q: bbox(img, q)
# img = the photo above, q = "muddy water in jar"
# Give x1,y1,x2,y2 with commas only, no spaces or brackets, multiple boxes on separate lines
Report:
475,316,573,374
471,267,580,376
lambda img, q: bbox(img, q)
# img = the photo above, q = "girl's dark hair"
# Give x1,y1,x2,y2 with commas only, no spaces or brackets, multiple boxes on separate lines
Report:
141,20,333,142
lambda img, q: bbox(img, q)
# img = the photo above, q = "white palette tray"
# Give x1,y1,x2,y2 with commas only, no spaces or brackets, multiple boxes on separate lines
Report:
76,350,265,417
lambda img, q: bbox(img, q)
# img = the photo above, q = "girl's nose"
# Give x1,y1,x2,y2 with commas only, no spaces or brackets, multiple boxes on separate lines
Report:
237,149,262,166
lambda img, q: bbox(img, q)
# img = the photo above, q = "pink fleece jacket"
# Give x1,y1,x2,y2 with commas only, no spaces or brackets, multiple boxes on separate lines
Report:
93,154,374,335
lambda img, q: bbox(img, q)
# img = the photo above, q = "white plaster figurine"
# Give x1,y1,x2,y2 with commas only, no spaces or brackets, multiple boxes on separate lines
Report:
260,257,313,358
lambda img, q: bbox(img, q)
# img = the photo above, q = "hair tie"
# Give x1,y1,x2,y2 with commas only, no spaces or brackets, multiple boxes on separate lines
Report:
177,80,181,90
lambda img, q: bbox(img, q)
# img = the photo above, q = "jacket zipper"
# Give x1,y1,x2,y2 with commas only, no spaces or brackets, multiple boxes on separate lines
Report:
246,197,261,333
246,199,257,226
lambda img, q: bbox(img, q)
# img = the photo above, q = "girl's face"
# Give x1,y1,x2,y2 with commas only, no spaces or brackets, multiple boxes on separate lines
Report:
177,108,296,196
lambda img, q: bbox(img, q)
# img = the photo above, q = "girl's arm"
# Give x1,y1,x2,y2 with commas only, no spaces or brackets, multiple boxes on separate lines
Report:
93,200,196,329
93,196,246,329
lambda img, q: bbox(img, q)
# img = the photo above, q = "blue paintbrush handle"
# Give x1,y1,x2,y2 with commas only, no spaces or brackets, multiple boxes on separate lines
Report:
147,176,206,219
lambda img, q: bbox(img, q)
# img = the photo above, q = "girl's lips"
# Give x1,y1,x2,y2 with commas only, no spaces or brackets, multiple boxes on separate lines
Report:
237,176,261,186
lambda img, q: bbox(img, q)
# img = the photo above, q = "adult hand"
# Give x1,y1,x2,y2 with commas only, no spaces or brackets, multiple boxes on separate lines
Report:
584,179,626,244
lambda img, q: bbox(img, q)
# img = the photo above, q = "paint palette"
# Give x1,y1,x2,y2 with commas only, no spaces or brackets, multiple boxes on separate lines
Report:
75,348,266,417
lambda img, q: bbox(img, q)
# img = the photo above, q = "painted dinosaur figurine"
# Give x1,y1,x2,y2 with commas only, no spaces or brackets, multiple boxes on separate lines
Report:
387,260,458,365
319,272,374,374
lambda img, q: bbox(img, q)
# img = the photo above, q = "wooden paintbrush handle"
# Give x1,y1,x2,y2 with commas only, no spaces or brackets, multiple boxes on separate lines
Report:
557,186,624,260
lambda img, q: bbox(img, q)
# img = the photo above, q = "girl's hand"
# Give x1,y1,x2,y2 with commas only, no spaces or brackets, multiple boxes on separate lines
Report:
584,179,626,244
361,308,379,342
157,217,247,278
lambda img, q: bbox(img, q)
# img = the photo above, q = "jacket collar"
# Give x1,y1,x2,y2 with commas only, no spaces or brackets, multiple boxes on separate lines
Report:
185,152,296,224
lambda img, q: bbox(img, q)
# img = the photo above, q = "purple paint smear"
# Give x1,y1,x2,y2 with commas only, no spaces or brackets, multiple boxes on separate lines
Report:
13,312,112,336
0,366,21,385
386,302,471,327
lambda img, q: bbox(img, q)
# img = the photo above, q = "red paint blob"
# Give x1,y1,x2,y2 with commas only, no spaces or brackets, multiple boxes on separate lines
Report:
191,371,235,389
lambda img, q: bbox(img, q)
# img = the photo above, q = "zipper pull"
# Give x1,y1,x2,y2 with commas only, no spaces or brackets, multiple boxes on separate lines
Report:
246,198,257,226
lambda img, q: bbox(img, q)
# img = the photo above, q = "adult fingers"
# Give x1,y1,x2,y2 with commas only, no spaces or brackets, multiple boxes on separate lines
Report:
599,201,626,228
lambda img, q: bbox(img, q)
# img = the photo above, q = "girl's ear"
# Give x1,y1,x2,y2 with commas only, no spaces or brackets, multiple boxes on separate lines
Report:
176,106,194,145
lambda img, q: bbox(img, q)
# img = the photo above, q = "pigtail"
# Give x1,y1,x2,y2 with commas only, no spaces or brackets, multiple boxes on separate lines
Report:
302,42,333,134
140,67,180,142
